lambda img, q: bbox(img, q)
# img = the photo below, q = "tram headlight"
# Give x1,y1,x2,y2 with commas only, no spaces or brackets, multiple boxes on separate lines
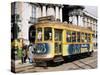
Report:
37,50,41,53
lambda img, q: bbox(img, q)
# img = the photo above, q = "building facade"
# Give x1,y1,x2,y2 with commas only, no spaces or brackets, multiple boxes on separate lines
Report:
11,2,63,45
11,2,97,47
63,5,97,48
83,11,97,48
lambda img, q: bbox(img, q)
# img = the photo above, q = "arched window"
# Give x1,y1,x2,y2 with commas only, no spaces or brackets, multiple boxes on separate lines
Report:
29,26,36,42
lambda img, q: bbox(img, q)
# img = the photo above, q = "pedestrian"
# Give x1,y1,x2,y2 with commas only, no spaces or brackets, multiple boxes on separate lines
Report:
21,45,27,64
17,39,23,60
28,43,34,63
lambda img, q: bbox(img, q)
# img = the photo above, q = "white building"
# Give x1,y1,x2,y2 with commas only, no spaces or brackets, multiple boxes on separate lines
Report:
83,11,97,48
67,5,97,48
11,2,97,47
11,2,63,45
68,5,84,26
83,11,97,32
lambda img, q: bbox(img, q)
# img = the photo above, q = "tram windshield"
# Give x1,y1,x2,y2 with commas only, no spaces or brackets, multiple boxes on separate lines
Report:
36,27,52,41
44,27,52,40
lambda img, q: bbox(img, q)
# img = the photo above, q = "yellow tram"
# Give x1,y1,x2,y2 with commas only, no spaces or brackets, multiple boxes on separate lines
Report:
30,16,94,63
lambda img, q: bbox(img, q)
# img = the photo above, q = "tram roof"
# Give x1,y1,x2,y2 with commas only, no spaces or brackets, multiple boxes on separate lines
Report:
33,21,94,34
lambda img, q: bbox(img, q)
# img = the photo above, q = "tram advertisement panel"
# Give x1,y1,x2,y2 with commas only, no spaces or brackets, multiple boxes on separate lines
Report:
34,43,50,54
67,44,90,55
81,44,90,53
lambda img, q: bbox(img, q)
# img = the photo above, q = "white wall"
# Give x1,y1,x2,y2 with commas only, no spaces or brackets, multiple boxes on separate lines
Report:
21,2,32,45
13,2,63,44
47,6,55,17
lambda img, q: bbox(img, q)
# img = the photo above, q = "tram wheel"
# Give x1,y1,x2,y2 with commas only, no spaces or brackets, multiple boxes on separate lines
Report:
87,51,94,57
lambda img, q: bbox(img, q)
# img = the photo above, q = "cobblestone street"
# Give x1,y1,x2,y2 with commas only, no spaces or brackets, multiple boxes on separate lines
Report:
12,51,97,73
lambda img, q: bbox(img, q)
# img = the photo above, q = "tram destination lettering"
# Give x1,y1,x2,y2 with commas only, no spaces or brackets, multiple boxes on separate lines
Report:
67,44,90,54
38,16,55,22
81,44,89,48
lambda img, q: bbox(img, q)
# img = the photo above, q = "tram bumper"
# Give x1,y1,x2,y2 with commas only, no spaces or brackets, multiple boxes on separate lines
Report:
33,54,53,62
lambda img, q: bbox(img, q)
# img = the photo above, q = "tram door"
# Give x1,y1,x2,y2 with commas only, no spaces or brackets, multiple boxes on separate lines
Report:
54,29,62,55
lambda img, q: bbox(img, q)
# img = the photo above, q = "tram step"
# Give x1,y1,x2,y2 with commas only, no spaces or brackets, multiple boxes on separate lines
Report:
53,56,64,62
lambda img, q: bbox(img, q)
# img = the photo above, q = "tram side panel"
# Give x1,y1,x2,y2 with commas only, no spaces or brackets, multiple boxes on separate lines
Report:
62,30,68,56
33,42,55,60
62,30,93,56
64,44,91,56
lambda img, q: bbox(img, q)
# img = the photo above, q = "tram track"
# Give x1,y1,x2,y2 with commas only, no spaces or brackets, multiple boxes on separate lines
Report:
13,52,97,73
71,55,97,69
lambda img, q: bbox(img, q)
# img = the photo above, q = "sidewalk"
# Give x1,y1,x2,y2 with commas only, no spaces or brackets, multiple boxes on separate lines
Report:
12,49,97,66
15,59,30,65
94,48,97,52
11,59,35,73
11,59,33,66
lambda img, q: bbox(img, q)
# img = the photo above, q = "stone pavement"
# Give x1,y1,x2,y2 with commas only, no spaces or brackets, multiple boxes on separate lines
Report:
11,49,97,73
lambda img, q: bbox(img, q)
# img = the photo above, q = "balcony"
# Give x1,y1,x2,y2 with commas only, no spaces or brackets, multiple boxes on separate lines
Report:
38,15,55,22
28,17,37,24
11,14,21,23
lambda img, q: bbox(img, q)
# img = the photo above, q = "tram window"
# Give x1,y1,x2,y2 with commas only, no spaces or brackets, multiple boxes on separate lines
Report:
44,27,52,40
67,31,71,42
85,33,88,42
92,34,94,42
87,34,90,42
55,43,62,53
55,30,62,41
37,28,42,41
77,32,80,42
81,33,85,42
72,32,76,42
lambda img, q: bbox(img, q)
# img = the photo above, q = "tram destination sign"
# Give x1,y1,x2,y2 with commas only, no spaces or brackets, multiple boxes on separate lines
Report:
38,16,55,22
